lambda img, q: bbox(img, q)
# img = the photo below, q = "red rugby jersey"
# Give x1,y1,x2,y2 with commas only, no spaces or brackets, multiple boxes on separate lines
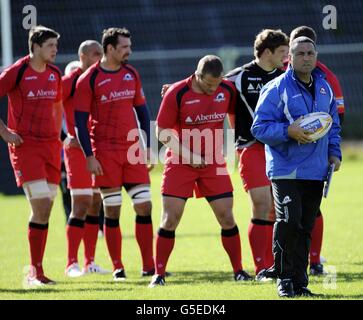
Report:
316,61,345,115
62,67,82,136
0,55,62,141
157,75,236,163
73,62,146,151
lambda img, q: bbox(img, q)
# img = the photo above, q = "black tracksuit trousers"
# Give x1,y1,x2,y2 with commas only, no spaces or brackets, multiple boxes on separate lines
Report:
271,179,324,288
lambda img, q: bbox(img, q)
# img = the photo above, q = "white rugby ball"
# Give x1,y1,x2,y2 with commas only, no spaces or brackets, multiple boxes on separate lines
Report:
297,112,332,141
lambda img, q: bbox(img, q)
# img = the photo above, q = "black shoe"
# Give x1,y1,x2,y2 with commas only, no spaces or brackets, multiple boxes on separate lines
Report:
142,268,172,277
277,279,294,298
294,287,316,297
310,263,326,276
112,268,126,281
148,274,166,288
265,267,278,279
255,268,276,282
234,270,253,281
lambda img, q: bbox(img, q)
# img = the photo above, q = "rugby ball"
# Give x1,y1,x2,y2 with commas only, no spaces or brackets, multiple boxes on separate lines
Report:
297,112,332,141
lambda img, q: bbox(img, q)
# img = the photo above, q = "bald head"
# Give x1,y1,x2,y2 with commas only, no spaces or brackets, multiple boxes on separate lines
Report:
78,40,102,57
78,40,103,69
196,55,224,78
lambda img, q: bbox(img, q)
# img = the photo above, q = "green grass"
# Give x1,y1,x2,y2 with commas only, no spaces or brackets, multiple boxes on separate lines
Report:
0,144,362,300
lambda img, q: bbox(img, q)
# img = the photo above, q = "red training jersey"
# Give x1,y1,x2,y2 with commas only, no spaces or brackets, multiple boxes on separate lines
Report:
157,75,236,163
0,55,62,141
315,61,345,115
62,67,82,136
73,61,146,151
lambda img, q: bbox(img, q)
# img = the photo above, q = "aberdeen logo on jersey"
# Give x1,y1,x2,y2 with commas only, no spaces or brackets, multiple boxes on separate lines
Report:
27,89,57,99
185,112,226,124
185,116,193,124
48,73,56,81
214,93,225,103
100,90,136,103
123,73,134,81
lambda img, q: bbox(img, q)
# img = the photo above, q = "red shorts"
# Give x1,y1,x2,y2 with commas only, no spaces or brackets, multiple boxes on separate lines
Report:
94,149,150,188
8,139,62,187
237,142,270,192
162,162,233,199
64,146,92,189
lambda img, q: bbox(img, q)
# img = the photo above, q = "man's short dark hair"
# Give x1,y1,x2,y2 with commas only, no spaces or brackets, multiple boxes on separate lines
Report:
28,25,60,53
196,55,223,78
254,29,289,58
290,36,316,54
289,26,317,45
102,27,131,54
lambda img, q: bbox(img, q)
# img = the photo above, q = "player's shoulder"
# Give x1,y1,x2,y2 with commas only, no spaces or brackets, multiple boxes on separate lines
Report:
77,63,98,83
122,63,140,79
225,60,256,81
1,55,29,75
62,67,80,83
220,79,236,91
169,77,190,92
47,63,62,78
162,77,190,102
225,66,244,80
242,60,257,72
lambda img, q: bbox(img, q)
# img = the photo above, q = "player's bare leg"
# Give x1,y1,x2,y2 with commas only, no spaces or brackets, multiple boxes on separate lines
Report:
29,198,52,224
209,196,252,281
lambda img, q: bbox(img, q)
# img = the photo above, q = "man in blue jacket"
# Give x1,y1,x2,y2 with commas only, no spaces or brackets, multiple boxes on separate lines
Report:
251,36,341,297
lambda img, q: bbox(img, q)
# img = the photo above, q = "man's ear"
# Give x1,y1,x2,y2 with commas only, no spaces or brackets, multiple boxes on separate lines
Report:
288,53,292,63
32,43,40,53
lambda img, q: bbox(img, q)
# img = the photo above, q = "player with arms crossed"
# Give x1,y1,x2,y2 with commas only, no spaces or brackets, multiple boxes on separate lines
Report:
74,28,154,281
0,26,62,286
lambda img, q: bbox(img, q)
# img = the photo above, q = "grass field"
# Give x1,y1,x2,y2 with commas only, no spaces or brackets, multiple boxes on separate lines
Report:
0,143,362,300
